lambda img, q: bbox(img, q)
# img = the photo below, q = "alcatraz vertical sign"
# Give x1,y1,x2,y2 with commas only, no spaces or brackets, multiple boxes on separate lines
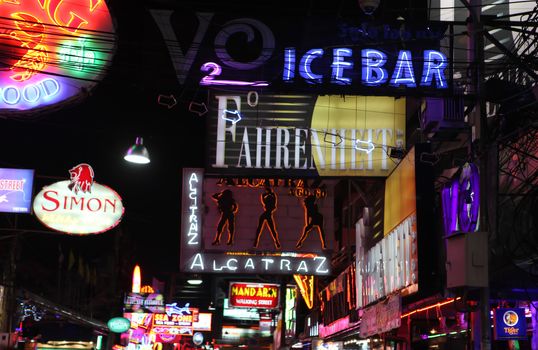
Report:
180,168,204,271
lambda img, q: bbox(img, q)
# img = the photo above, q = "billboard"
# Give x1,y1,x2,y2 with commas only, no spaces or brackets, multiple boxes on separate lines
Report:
0,0,116,115
0,168,34,213
32,164,124,235
124,293,165,314
229,282,280,309
180,168,333,276
207,94,405,177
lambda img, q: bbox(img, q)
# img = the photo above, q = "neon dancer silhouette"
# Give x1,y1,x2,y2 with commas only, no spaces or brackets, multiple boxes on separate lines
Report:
296,194,327,249
254,187,281,249
211,189,238,245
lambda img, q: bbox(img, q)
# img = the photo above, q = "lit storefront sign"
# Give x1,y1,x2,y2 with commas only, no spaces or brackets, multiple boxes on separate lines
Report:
207,94,405,177
441,162,480,235
229,282,280,309
180,168,332,276
0,168,34,213
32,164,124,235
494,308,527,340
124,293,165,314
359,294,401,338
356,148,419,308
0,0,116,114
107,317,131,333
152,11,449,96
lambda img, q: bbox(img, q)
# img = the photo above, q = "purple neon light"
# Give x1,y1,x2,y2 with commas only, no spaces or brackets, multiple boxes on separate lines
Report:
441,163,480,235
458,163,480,232
200,62,269,87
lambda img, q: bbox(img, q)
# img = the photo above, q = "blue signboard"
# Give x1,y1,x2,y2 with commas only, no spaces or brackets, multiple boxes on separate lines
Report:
0,168,35,214
494,308,527,340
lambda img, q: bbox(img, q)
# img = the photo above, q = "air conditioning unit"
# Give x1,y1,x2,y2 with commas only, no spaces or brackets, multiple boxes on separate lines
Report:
446,231,488,289
420,96,466,135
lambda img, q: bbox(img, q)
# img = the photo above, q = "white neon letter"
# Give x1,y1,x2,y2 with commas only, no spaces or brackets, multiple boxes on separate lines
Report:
299,48,323,84
390,50,416,87
331,48,353,85
361,49,388,86
421,50,447,88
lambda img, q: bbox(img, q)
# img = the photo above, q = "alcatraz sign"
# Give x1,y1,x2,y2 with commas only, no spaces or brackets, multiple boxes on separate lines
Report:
179,168,331,276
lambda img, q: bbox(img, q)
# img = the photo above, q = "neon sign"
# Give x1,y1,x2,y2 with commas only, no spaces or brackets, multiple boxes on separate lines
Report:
441,163,480,235
229,282,280,309
32,164,124,235
284,47,447,88
0,0,115,113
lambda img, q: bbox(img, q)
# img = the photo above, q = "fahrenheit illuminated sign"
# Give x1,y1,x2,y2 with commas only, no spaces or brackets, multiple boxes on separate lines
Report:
0,0,116,113
283,48,447,88
229,282,280,309
32,164,124,235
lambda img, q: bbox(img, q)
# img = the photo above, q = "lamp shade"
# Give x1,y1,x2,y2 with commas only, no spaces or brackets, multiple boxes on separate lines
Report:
124,137,150,164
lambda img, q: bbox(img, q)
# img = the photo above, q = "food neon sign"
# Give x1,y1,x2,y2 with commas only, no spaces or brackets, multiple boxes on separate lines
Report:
0,0,116,113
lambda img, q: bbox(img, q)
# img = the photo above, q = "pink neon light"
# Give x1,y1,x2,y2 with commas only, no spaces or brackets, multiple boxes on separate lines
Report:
132,265,141,293
200,62,269,87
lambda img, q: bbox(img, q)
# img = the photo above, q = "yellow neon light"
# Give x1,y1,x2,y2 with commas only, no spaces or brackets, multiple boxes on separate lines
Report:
132,265,141,293
293,274,314,309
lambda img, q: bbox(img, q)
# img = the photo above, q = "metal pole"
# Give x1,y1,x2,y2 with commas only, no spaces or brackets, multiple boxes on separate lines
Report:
466,0,491,348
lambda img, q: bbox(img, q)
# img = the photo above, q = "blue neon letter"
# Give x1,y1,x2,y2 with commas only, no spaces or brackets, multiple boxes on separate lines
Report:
331,48,353,85
299,48,324,84
421,50,447,88
361,49,388,86
283,47,295,81
390,50,416,87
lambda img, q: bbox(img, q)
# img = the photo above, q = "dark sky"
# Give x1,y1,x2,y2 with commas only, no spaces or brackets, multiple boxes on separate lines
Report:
0,0,429,279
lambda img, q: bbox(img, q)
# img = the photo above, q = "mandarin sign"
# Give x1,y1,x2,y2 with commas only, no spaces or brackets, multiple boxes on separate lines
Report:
229,282,280,309
33,164,124,235
0,0,116,114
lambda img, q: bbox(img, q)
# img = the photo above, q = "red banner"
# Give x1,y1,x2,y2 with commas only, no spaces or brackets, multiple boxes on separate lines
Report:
229,282,280,309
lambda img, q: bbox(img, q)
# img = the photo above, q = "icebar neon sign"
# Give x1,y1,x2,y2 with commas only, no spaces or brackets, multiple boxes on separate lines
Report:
283,48,447,88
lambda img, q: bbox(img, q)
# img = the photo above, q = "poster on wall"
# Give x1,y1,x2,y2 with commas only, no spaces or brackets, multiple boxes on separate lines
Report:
0,0,116,115
0,168,34,213
207,93,406,177
180,168,332,276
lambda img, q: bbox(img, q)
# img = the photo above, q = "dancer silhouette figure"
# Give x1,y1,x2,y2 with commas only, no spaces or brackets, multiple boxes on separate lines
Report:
253,187,281,249
296,195,327,249
211,189,238,245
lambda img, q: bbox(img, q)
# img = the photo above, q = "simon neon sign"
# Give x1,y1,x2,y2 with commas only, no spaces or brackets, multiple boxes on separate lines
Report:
0,0,115,113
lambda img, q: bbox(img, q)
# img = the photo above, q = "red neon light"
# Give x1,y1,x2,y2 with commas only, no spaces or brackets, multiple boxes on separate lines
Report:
400,297,461,318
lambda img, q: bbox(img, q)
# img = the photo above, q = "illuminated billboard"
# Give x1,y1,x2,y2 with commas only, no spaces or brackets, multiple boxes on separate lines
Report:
356,144,437,308
207,94,405,177
33,164,124,235
180,168,332,276
229,282,280,309
0,0,116,114
0,168,34,213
